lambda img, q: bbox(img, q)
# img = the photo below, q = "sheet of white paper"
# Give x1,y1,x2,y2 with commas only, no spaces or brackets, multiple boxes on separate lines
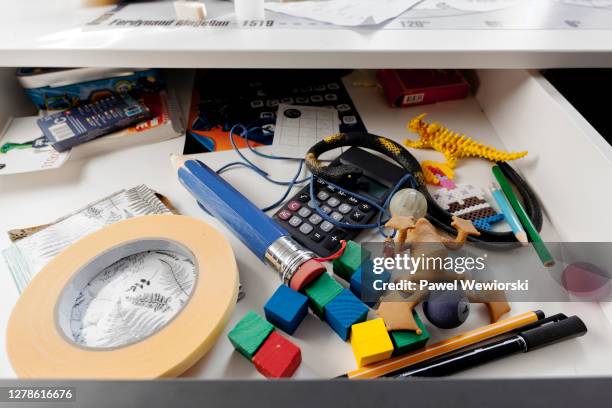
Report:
555,0,612,8
272,104,340,158
265,0,423,26
0,116,70,175
414,0,524,12
85,0,612,30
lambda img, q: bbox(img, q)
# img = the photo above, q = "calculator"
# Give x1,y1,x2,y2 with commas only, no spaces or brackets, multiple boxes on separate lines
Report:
273,147,407,258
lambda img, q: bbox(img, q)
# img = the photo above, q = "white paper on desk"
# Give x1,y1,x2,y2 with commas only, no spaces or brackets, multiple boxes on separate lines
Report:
413,0,524,12
555,0,612,9
272,104,340,158
265,0,423,26
0,116,70,175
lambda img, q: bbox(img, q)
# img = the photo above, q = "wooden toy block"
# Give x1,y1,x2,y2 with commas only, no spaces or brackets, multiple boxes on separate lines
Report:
390,311,430,356
350,261,390,306
350,318,394,367
333,240,371,282
349,268,362,297
304,273,344,318
228,311,274,360
252,331,302,378
264,284,309,335
324,289,369,341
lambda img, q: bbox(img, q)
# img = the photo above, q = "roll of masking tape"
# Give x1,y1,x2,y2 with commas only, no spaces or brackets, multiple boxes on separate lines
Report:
7,215,238,378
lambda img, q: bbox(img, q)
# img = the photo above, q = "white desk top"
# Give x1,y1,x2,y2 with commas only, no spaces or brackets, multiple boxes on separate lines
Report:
1,0,612,68
1,74,612,379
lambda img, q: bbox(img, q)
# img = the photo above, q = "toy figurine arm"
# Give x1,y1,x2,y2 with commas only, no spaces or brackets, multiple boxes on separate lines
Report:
443,216,480,250
465,289,511,323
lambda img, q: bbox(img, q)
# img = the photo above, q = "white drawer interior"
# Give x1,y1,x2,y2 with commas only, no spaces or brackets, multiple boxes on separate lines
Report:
476,69,612,242
0,68,611,379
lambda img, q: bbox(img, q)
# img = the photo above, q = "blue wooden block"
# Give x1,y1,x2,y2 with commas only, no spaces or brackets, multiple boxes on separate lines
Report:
349,267,364,297
264,284,309,335
324,289,369,341
350,261,390,306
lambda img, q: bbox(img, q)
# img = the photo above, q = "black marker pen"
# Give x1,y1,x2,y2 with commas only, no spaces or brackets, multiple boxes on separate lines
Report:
392,315,587,378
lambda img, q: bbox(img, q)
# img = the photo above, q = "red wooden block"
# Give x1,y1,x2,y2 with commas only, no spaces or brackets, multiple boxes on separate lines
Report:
252,331,301,378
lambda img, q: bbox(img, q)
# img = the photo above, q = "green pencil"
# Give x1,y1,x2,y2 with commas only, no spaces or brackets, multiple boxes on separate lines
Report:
492,165,554,267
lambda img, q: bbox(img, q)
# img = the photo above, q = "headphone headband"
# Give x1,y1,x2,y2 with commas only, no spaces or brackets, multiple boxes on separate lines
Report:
306,132,426,186
304,132,542,247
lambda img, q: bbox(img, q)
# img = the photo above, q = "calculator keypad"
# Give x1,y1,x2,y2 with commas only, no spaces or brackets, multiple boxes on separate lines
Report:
338,204,352,214
273,178,381,257
330,212,343,222
350,211,366,222
321,205,333,214
320,221,334,232
311,231,324,242
299,223,314,235
316,191,330,201
298,207,312,218
288,216,303,228
287,201,301,211
358,203,372,212
278,209,292,220
308,214,323,225
327,197,341,207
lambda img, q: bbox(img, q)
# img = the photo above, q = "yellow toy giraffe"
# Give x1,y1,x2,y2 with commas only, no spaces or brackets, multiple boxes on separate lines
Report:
404,113,528,185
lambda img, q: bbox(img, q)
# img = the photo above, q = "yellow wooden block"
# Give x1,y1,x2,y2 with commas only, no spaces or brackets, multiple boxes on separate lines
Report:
350,318,394,367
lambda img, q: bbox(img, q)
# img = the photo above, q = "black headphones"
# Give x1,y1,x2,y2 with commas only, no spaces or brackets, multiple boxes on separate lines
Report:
305,132,542,247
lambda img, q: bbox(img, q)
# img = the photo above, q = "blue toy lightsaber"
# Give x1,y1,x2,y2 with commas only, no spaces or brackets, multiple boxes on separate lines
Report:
172,155,325,291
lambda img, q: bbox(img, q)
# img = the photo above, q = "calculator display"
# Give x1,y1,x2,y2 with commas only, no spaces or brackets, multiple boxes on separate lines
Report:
356,175,388,201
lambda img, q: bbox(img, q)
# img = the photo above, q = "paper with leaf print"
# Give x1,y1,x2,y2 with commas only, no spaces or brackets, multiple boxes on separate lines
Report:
70,250,196,348
2,185,171,293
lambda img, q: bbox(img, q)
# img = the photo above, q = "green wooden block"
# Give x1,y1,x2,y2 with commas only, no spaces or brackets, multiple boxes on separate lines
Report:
228,311,274,360
390,311,430,356
304,273,344,318
333,240,371,282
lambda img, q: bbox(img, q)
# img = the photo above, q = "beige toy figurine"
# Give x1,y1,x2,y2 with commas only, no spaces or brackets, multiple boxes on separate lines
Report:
377,212,510,333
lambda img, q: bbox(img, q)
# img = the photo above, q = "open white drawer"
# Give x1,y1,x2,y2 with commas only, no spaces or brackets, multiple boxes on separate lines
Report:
0,68,611,379
475,70,612,242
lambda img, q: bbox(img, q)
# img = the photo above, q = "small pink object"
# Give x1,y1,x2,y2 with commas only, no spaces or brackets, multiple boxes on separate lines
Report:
562,262,611,300
439,177,456,189
427,166,446,176
428,165,456,188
